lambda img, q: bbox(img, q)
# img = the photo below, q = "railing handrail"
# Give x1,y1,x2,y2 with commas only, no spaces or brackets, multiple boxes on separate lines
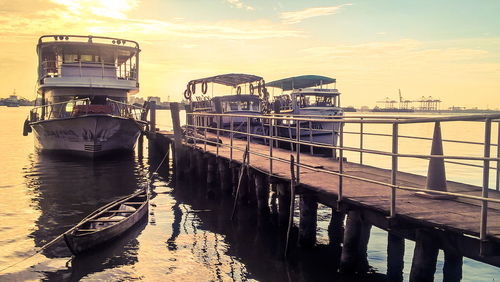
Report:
187,112,500,124
30,98,90,112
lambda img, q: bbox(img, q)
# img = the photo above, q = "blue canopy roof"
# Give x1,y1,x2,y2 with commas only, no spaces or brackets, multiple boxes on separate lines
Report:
267,75,336,91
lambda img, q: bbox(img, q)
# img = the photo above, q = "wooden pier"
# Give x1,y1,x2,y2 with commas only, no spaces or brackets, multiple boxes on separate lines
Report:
150,104,500,281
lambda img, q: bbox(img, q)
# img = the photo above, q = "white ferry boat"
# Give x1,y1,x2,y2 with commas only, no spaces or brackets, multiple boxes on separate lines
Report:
23,35,147,157
267,75,343,154
185,73,268,138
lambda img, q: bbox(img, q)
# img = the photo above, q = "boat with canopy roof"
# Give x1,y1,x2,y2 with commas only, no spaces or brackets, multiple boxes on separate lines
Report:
267,75,343,155
184,73,269,139
23,35,148,157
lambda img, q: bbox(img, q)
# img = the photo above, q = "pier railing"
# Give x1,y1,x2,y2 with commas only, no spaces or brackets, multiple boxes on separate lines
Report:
29,98,145,122
185,112,500,244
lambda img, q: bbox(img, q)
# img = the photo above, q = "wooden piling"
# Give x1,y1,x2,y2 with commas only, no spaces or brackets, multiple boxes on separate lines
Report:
409,229,439,282
340,210,372,274
387,233,405,282
247,169,257,205
254,173,270,215
299,193,317,248
238,166,249,204
170,102,183,171
277,182,291,227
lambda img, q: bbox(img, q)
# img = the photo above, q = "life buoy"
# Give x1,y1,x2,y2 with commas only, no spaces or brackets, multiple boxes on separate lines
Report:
184,88,192,100
190,82,196,94
201,81,208,94
236,86,241,95
249,84,254,95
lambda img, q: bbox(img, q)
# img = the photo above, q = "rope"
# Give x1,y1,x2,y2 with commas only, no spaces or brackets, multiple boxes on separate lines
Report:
231,145,249,220
0,147,170,274
285,155,296,258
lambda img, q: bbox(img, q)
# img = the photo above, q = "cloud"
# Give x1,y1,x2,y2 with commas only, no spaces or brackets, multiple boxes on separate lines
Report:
280,4,352,24
225,0,255,11
0,0,301,40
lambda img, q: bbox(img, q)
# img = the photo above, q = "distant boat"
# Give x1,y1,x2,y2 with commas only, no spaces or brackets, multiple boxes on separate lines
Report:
64,189,148,255
371,106,414,113
24,35,148,157
5,90,20,107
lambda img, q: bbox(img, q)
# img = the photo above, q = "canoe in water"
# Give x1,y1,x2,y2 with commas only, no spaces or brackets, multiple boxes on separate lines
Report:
64,189,148,255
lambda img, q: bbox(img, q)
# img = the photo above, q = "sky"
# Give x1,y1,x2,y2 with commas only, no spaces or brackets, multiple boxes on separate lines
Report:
0,0,499,108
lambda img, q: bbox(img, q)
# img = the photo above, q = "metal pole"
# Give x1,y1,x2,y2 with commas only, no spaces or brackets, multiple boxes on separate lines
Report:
247,116,251,164
230,116,233,162
204,115,207,152
496,121,500,191
309,121,314,154
270,118,273,175
337,121,344,209
216,115,221,157
296,121,301,183
391,123,398,218
480,118,491,246
360,117,364,164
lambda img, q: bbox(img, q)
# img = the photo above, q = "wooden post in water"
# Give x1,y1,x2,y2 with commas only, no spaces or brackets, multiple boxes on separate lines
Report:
387,233,405,282
254,173,270,215
328,209,346,271
170,102,183,173
231,165,239,197
247,169,257,205
138,132,144,159
206,155,216,197
218,158,232,194
299,193,318,248
340,210,372,273
149,101,156,138
409,229,439,282
277,182,291,227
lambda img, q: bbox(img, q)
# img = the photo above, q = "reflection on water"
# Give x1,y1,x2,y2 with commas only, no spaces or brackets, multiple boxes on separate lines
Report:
1,108,499,281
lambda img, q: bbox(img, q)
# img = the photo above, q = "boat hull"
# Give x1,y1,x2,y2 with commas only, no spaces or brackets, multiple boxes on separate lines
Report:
30,115,145,157
64,191,148,255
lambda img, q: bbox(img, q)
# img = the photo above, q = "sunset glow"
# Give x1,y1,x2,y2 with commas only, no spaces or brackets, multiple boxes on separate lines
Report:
0,0,499,108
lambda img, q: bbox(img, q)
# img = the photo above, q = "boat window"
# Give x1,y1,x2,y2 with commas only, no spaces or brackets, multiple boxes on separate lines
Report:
299,94,336,107
63,54,79,63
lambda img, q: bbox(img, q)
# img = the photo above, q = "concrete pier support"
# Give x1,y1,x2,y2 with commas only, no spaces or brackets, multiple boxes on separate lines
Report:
247,169,257,205
237,166,249,205
443,250,463,282
299,194,317,248
254,173,270,215
218,159,232,194
410,229,439,282
340,210,372,273
277,182,291,227
387,233,405,282
328,209,345,271
206,156,216,196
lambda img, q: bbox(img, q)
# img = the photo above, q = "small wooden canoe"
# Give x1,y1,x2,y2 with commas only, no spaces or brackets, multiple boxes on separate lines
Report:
64,189,148,255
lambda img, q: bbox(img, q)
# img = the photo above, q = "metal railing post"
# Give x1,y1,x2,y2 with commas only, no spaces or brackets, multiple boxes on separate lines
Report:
230,116,234,162
216,115,221,157
247,116,251,164
309,121,314,154
204,115,207,152
390,123,398,218
360,117,364,164
496,121,500,191
337,120,344,208
270,117,273,174
480,118,491,248
296,121,301,183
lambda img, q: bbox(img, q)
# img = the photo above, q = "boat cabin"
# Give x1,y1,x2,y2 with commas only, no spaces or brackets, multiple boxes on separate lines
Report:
267,75,342,115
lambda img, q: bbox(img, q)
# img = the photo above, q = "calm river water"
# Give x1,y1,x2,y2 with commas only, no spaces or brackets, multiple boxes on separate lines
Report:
0,107,498,281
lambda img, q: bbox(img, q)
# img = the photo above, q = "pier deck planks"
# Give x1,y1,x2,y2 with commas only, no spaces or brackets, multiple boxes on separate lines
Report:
184,133,500,242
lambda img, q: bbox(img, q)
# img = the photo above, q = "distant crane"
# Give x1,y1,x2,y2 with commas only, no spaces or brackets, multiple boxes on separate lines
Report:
416,96,441,111
376,97,398,109
398,89,412,110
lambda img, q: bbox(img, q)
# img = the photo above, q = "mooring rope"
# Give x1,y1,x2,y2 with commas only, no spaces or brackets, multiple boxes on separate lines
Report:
231,145,249,220
284,155,296,258
0,148,170,274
